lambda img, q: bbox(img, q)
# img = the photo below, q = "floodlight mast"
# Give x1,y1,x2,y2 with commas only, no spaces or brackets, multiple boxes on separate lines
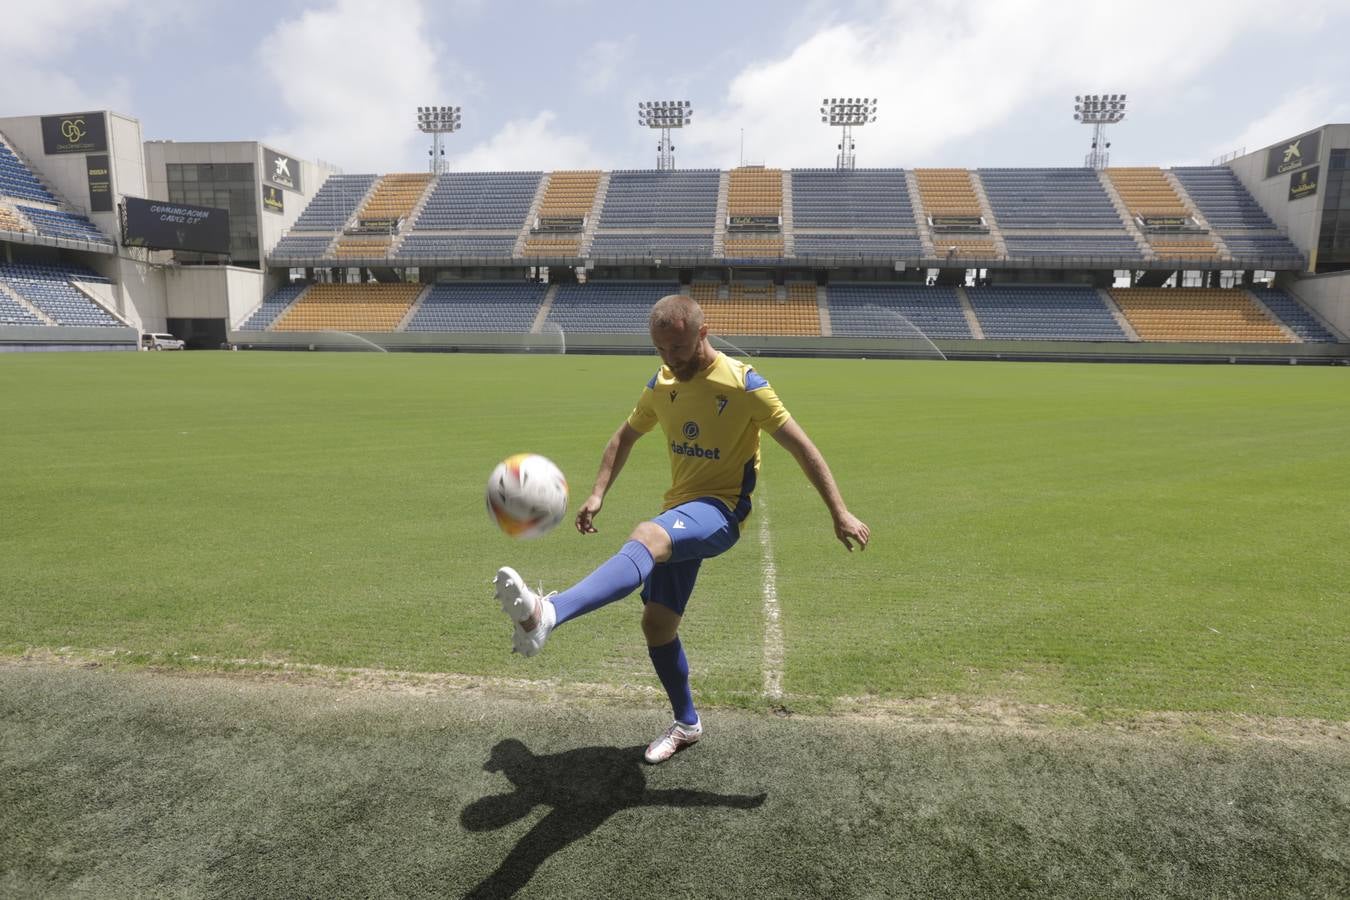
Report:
1073,93,1126,170
820,97,878,170
417,105,462,175
638,100,693,171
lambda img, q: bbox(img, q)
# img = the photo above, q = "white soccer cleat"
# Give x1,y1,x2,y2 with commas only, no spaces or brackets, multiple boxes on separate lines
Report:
494,566,556,658
643,719,703,764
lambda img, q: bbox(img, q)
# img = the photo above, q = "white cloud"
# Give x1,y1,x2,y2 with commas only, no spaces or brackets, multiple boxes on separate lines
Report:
581,39,631,94
683,0,1338,169
258,0,456,172
0,0,141,114
1213,86,1350,162
449,111,600,171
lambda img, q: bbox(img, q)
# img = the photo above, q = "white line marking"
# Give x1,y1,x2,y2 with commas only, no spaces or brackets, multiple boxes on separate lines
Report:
757,500,784,702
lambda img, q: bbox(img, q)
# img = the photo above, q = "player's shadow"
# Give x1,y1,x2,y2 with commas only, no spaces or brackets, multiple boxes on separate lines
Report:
461,738,766,899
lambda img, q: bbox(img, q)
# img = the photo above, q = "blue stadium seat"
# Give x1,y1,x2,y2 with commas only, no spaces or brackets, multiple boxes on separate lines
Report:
827,285,971,339
546,281,680,333
790,169,915,228
1252,288,1340,342
0,262,122,326
404,282,547,332
240,284,307,330
965,285,1127,341
411,172,541,230
978,168,1124,230
15,205,112,245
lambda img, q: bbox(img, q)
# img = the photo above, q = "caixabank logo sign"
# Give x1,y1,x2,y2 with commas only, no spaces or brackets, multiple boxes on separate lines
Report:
263,148,302,193
1266,130,1321,179
41,112,109,155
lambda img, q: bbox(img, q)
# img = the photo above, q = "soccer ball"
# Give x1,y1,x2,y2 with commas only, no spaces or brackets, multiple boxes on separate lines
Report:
485,453,569,539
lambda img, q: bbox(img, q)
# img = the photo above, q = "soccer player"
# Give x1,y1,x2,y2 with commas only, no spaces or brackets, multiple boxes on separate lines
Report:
496,294,869,764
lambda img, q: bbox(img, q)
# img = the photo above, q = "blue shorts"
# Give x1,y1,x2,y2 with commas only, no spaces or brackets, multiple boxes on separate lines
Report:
641,498,741,616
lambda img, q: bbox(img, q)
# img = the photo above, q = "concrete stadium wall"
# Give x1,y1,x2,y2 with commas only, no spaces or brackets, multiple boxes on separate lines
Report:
0,324,137,351
229,330,1348,364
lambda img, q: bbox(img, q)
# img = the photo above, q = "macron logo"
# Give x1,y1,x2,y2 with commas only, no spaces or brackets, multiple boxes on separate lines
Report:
673,519,687,529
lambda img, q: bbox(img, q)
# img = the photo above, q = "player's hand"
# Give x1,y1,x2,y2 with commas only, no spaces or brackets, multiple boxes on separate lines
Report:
834,512,869,552
576,494,604,534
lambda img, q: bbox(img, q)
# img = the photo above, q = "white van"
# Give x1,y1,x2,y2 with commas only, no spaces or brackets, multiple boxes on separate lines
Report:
142,333,185,351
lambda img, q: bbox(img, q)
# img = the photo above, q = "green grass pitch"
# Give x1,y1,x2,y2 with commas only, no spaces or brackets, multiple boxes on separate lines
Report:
1,351,1346,719
2,351,1348,896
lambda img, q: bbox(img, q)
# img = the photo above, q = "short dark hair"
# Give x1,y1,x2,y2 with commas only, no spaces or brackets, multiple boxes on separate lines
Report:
650,294,704,331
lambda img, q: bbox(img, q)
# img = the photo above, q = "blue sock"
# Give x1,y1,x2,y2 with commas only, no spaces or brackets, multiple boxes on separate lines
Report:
648,637,698,726
551,540,655,626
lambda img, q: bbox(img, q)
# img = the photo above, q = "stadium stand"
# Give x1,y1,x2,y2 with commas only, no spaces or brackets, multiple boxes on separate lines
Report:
826,284,972,339
0,288,44,325
0,139,59,204
694,283,820,336
1106,168,1189,219
722,237,785,259
396,234,520,258
792,234,924,258
597,170,720,228
724,167,784,258
271,234,336,259
1001,234,1143,261
1107,167,1222,262
930,236,1000,259
404,282,547,332
521,170,602,257
790,169,914,228
588,233,714,258
358,173,433,224
979,168,1125,229
1218,235,1305,266
966,285,1128,341
914,169,982,218
0,262,121,326
0,205,32,234
16,205,112,245
536,170,602,219
412,172,541,229
545,281,680,333
239,284,307,331
271,283,421,332
1251,288,1339,342
1110,288,1292,342
332,236,393,259
1147,237,1222,262
520,236,582,257
290,174,378,231
727,167,783,218
1170,167,1277,230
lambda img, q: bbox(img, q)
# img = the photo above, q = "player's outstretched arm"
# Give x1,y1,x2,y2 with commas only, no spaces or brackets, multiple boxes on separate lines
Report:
576,422,645,534
770,419,870,551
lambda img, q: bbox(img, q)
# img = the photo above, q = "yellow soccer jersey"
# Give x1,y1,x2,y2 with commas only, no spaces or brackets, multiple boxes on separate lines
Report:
627,352,791,519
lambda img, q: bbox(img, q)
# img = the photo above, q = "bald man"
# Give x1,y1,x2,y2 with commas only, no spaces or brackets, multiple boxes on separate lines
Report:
496,294,869,763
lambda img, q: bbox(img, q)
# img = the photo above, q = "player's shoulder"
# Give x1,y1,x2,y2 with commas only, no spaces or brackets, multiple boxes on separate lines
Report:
717,354,770,392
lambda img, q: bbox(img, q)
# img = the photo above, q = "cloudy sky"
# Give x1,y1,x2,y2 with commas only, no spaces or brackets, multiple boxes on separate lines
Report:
2,0,1348,174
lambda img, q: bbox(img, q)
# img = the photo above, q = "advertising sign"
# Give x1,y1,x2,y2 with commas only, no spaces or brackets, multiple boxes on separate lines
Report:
86,154,112,213
1266,130,1321,178
41,112,109,155
122,196,231,254
263,147,301,193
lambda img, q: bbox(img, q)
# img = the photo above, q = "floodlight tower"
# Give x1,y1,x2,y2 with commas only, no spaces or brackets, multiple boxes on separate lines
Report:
821,97,878,170
417,105,461,175
638,100,693,171
1073,93,1126,170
